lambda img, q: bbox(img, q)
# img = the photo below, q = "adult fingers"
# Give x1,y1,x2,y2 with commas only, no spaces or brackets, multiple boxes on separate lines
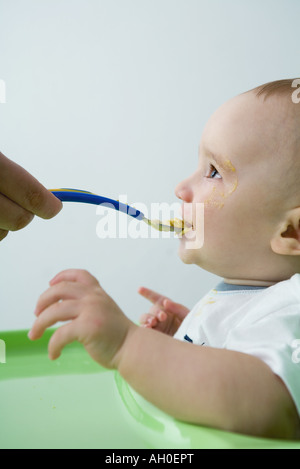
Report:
0,152,62,219
0,229,8,241
0,193,35,231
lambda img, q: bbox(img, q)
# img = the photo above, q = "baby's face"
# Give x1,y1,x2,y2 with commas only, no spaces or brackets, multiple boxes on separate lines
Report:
176,91,297,283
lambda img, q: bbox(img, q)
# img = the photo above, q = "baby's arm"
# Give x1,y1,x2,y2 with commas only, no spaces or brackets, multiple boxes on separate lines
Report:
29,269,299,440
118,327,299,439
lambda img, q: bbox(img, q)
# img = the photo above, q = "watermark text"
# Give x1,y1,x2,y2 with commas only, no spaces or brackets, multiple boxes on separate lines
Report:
0,79,6,104
291,79,300,104
291,339,300,364
0,339,6,364
95,197,204,249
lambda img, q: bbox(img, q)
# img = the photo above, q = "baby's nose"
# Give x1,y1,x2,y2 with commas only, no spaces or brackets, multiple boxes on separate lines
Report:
175,179,193,203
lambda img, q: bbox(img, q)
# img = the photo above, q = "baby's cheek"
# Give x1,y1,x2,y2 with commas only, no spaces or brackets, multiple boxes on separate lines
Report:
204,176,238,210
204,186,225,209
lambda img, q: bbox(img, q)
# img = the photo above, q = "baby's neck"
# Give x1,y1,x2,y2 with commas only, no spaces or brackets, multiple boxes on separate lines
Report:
223,278,276,287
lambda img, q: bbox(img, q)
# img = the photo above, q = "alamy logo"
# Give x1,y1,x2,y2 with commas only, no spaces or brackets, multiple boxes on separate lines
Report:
0,339,6,364
291,79,300,104
291,339,300,364
95,198,205,250
0,79,6,103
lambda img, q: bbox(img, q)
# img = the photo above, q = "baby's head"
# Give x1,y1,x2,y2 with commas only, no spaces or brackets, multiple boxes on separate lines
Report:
176,79,300,285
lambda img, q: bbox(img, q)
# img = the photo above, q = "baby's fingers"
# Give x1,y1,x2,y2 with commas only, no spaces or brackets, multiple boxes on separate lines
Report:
138,287,166,306
157,310,168,321
140,313,158,328
140,310,167,328
48,322,78,360
35,282,87,316
162,298,190,320
50,269,100,287
29,300,80,340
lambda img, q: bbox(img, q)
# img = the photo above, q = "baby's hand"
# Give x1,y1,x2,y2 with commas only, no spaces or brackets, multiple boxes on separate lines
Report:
138,287,189,336
28,269,135,369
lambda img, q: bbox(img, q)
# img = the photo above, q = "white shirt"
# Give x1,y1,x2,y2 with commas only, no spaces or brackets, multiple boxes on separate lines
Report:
174,274,300,415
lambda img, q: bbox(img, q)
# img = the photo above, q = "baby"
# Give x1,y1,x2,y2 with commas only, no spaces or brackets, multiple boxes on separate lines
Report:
29,79,300,440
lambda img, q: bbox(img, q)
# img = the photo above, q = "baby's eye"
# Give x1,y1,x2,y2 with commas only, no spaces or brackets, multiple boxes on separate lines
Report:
207,165,222,179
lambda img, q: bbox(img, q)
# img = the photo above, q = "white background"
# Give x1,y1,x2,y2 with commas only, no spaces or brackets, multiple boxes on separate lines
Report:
0,0,299,331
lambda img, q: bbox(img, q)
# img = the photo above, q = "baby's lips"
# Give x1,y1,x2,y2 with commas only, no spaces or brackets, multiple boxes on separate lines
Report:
181,220,195,235
181,205,195,230
185,220,194,230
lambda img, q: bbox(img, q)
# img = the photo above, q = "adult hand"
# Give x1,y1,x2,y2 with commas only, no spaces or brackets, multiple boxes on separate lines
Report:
0,152,62,240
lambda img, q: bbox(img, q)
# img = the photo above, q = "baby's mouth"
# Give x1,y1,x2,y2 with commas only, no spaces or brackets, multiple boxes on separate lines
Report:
181,220,195,235
180,205,195,231
184,220,194,229
159,218,194,235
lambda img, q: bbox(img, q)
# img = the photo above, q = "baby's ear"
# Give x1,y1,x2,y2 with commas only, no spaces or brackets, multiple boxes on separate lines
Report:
271,208,300,255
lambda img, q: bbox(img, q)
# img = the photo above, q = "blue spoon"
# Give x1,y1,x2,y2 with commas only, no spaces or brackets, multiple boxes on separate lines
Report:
50,188,185,233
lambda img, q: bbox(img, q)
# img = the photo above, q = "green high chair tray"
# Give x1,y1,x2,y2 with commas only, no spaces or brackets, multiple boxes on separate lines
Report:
0,329,299,449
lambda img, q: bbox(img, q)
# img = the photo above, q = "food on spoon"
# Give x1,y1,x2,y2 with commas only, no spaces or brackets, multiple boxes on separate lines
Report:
163,218,193,235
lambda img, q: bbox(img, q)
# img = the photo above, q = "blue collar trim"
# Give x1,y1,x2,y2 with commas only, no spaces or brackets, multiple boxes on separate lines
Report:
215,281,268,292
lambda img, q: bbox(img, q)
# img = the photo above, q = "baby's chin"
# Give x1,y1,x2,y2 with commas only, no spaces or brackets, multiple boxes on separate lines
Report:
177,241,198,265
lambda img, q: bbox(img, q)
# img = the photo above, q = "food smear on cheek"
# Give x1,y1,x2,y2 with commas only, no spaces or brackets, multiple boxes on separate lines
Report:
223,159,236,173
204,186,225,209
204,159,238,209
